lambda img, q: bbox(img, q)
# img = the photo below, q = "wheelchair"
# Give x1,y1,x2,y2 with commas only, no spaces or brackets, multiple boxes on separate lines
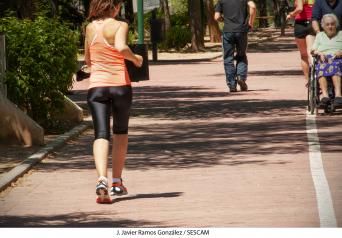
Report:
307,56,342,115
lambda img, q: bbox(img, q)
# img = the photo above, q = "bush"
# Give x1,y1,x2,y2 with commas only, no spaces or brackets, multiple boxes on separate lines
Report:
170,12,189,27
0,17,79,127
161,25,191,50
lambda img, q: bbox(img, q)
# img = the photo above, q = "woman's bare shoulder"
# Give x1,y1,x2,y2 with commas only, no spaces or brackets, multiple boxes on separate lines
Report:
107,19,128,29
86,22,95,33
118,20,128,29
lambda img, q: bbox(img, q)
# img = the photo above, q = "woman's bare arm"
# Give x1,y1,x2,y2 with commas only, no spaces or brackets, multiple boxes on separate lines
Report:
115,22,143,67
286,0,303,20
84,23,92,67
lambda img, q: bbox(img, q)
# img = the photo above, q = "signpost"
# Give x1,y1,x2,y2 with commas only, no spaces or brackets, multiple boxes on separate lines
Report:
126,0,149,82
137,0,144,44
0,33,6,97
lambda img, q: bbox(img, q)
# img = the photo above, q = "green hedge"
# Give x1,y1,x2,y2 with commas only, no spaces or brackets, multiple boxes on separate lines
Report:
0,17,79,127
161,25,191,50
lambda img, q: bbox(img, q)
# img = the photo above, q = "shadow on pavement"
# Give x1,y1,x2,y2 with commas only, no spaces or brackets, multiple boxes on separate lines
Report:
248,70,303,76
40,85,342,172
207,69,303,77
248,37,297,53
131,86,305,120
113,192,183,203
0,212,166,227
149,58,222,65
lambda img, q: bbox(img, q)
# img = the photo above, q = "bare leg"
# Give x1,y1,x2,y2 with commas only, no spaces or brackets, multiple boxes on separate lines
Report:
332,75,341,97
295,38,310,83
112,134,128,179
93,138,109,178
319,77,329,98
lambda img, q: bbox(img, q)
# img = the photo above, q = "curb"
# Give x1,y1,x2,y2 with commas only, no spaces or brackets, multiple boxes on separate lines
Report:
0,122,90,192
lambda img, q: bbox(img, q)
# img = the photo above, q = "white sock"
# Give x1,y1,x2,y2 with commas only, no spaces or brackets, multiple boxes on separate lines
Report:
98,176,108,184
112,178,122,184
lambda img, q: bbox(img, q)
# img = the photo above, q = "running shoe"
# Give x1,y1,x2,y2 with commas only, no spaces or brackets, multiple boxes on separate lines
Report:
237,77,248,91
96,179,111,204
110,179,128,196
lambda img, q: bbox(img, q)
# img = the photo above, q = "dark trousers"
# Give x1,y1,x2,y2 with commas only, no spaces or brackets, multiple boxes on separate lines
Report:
222,32,248,88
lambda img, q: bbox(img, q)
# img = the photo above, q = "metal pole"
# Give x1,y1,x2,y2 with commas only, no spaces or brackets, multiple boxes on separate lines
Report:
137,0,144,44
0,34,6,97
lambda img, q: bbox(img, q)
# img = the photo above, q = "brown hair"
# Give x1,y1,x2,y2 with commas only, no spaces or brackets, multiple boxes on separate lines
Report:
88,0,124,21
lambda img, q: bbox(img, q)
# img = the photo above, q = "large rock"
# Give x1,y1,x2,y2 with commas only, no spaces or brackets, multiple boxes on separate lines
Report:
51,94,83,123
0,91,44,146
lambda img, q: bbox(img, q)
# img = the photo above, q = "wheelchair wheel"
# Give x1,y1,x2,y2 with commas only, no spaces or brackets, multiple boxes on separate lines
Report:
307,82,311,112
308,67,317,115
330,102,336,113
309,88,315,114
324,105,330,114
308,58,321,115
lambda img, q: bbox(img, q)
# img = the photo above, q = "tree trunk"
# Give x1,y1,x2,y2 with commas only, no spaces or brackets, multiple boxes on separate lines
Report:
279,0,289,36
160,0,171,33
124,0,134,23
50,0,58,17
272,0,281,27
188,0,205,51
16,0,33,19
83,0,90,18
258,0,268,28
204,0,221,43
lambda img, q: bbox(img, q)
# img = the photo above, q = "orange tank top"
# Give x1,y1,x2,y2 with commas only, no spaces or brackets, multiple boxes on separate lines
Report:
88,20,131,89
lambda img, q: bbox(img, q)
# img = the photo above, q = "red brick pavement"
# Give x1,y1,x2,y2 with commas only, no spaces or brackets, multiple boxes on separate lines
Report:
0,32,341,228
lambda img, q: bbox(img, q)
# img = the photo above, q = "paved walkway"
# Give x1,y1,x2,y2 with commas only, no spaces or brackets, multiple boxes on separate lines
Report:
0,30,341,227
0,28,280,178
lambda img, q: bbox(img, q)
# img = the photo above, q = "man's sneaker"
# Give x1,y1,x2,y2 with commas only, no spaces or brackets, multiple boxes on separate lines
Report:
229,87,237,92
237,77,248,91
96,179,111,204
334,97,342,107
110,179,128,196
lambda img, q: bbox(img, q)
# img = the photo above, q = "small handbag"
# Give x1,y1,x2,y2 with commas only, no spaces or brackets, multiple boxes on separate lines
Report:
76,44,149,82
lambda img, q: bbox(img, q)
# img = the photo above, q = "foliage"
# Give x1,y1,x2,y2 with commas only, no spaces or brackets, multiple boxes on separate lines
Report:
58,0,85,30
170,0,188,14
170,12,189,26
32,0,54,18
0,17,79,127
160,25,191,50
128,29,137,44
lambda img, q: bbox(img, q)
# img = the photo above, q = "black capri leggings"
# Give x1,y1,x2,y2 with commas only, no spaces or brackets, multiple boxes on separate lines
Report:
87,85,132,140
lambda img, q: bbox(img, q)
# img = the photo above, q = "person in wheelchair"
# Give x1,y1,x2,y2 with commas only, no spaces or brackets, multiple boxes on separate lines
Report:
311,13,342,106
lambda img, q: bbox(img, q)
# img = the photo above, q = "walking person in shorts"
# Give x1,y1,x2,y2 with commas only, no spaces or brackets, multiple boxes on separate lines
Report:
85,0,143,203
286,0,316,87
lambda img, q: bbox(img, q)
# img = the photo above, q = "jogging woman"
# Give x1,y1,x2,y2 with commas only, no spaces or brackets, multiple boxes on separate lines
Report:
286,0,316,86
85,0,143,203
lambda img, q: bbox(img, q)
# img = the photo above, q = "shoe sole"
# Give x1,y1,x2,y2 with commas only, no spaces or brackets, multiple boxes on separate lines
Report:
96,187,111,204
237,79,248,91
110,189,128,196
96,196,112,204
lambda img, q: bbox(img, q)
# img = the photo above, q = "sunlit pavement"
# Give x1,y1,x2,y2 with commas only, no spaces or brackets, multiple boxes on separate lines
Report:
0,32,341,227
